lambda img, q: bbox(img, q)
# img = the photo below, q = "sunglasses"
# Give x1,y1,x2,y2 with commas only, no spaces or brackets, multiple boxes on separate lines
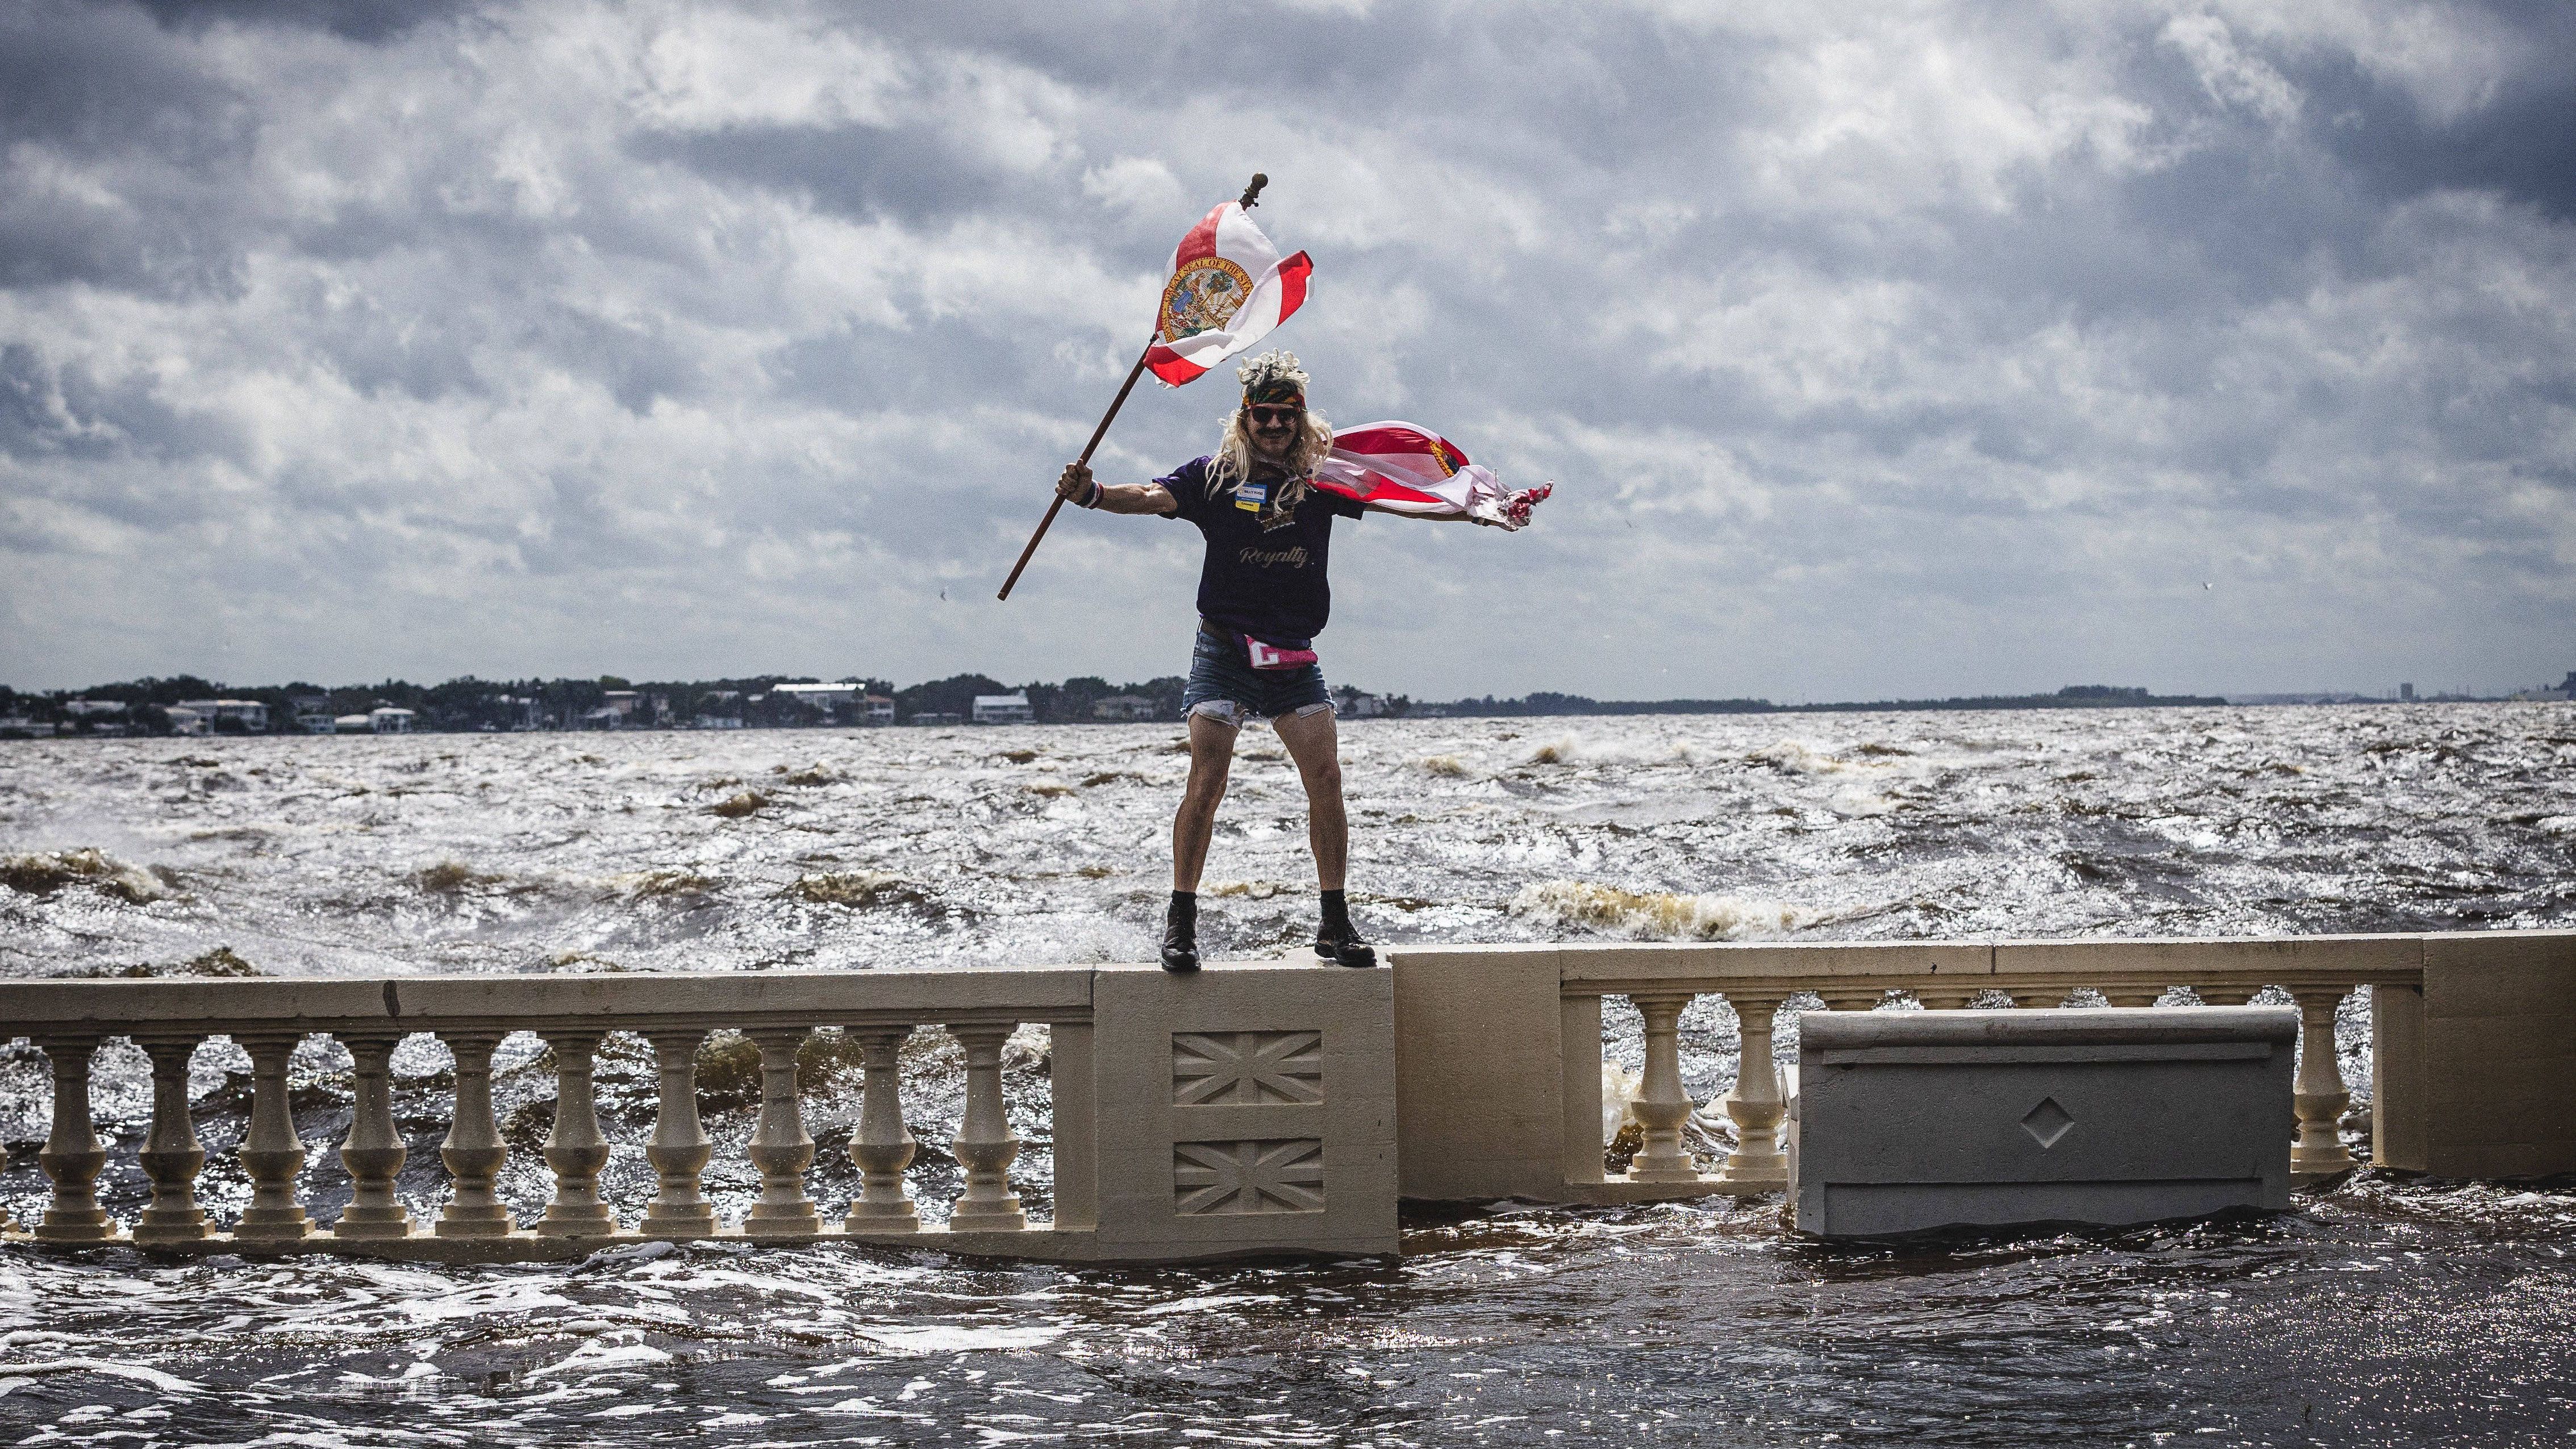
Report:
1246,405,1303,425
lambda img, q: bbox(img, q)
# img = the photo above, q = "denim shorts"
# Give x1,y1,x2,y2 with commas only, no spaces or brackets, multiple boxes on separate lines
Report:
1181,624,1333,726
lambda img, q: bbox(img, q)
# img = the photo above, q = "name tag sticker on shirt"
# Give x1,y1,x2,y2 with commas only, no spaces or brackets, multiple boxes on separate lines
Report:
1235,481,1268,513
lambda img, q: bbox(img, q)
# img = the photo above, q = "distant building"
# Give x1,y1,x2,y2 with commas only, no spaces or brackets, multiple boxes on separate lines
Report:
176,698,269,732
692,713,744,730
167,707,210,736
295,712,337,734
369,707,416,734
0,715,43,739
289,694,330,717
579,705,626,729
972,693,1033,724
1332,686,1385,719
599,690,643,718
1091,694,1158,721
334,713,373,733
862,694,895,725
2399,683,2416,701
775,682,860,711
909,711,963,726
61,699,127,718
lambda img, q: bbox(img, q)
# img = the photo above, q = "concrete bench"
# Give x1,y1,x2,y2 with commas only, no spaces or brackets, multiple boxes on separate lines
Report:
1787,1007,2298,1238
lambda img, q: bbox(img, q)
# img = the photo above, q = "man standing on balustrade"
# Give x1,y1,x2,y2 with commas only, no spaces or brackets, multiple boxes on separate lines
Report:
1054,351,1549,973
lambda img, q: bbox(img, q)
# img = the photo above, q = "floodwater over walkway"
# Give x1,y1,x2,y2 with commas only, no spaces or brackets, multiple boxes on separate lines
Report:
5,1179,2574,1445
4,705,2574,1443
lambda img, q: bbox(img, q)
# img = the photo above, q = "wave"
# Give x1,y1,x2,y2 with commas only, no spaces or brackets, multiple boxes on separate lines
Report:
1746,740,1849,775
783,872,944,914
0,847,175,905
1528,736,1692,767
1510,879,1818,940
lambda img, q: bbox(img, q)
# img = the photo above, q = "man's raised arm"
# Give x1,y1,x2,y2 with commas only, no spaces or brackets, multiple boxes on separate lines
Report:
1057,462,1174,515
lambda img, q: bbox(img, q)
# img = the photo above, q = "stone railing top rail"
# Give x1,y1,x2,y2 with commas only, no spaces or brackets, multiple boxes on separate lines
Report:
1387,933,2533,994
7,932,2552,1034
0,967,1103,1034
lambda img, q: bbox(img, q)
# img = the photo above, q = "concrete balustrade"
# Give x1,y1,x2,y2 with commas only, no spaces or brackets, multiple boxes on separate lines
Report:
436,1031,514,1238
133,1035,207,1243
640,1029,714,1238
536,1030,616,1238
844,1027,919,1232
7,934,2563,1261
1393,931,2576,1204
0,963,1400,1263
36,1035,113,1241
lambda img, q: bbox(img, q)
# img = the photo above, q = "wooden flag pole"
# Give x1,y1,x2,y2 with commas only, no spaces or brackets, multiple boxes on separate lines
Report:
995,339,1154,601
997,172,1270,602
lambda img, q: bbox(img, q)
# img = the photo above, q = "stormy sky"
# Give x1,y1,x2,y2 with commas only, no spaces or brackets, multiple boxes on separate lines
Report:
2,0,2570,701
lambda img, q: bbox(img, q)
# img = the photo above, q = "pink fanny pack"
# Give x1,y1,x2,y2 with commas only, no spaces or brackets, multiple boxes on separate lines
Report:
1242,635,1318,671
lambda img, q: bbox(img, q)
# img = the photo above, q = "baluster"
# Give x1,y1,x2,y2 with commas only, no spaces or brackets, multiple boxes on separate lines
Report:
946,1022,1026,1231
640,1029,715,1238
2291,986,2358,1182
133,1035,209,1243
234,1032,311,1242
434,1032,514,1237
535,1031,617,1237
1715,996,1789,1192
333,1034,412,1239
1626,994,1700,1181
34,1035,116,1242
844,1026,920,1233
743,1028,819,1236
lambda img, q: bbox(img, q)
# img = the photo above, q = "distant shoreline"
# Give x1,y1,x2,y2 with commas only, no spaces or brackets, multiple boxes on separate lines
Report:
5,673,2561,738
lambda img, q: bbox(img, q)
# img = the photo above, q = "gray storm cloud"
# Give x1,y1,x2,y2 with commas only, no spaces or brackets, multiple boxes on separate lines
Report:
1,0,2569,699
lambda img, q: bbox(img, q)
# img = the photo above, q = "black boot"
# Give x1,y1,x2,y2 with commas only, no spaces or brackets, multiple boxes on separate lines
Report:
1161,891,1201,974
1315,889,1377,969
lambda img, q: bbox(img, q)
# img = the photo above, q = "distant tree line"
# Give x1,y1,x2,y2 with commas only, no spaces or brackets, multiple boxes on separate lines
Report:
0,674,2233,738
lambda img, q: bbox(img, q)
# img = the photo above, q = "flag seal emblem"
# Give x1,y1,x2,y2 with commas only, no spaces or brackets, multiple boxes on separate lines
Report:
1160,256,1256,342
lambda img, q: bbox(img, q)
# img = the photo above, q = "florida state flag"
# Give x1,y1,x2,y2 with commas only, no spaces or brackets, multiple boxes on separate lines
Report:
1143,201,1313,386
1310,423,1554,530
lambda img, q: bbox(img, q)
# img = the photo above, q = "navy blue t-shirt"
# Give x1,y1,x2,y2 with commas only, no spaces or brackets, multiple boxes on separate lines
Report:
1157,455,1366,645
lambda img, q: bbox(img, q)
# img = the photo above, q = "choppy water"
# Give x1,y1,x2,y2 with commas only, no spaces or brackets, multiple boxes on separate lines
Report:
4,703,2574,1444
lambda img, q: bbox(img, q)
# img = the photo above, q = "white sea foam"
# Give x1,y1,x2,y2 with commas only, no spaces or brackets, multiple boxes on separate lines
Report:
856,1325,1067,1354
526,1338,673,1378
0,1357,202,1396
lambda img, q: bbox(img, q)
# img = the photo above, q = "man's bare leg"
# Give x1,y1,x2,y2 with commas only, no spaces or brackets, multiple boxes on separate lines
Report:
1162,711,1239,973
1173,711,1239,892
1272,706,1347,890
1275,706,1373,966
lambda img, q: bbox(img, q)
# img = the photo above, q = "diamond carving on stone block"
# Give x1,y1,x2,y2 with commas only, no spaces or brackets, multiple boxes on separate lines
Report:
2021,1096,2075,1149
1172,1031,1323,1105
1174,1139,1325,1215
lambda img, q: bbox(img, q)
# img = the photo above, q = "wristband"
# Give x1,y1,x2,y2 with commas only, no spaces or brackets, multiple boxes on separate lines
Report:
1086,480,1105,509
